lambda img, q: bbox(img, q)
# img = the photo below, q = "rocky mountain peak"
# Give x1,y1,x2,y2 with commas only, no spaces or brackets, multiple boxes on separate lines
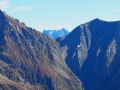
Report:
0,10,83,90
61,18,120,90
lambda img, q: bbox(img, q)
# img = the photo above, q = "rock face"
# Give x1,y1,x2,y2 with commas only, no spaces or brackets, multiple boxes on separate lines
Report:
42,28,69,39
0,74,29,90
61,18,120,90
0,11,83,90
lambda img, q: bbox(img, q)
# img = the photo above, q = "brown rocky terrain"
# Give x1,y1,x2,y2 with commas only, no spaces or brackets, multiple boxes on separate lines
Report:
0,10,83,90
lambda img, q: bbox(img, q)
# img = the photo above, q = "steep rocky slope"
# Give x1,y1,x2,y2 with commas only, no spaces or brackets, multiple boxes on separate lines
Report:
0,10,83,90
0,74,31,90
61,18,120,90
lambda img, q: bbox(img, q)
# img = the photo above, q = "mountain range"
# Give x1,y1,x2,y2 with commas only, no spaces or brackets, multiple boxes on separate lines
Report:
0,10,120,90
42,29,69,39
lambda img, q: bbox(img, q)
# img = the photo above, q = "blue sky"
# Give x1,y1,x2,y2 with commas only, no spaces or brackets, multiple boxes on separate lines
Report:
0,0,120,31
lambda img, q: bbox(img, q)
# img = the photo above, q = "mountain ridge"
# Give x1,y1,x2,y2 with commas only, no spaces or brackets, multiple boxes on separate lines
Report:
1,9,120,90
0,10,83,90
61,18,120,90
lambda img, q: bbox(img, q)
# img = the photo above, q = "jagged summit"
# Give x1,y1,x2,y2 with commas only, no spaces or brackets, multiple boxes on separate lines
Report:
0,10,5,16
90,18,106,23
0,10,27,30
92,18,102,21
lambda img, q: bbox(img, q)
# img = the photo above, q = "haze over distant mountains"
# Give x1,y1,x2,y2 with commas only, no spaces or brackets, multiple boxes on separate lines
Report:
42,28,69,39
0,10,120,90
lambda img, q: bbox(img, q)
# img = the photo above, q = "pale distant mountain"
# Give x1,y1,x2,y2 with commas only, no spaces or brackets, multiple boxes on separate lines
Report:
42,28,69,39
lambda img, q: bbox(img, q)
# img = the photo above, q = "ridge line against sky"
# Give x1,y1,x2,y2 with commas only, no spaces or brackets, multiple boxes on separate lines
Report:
0,0,120,32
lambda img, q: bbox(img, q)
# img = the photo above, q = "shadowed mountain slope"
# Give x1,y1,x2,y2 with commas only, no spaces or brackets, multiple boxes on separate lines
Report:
61,18,120,90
